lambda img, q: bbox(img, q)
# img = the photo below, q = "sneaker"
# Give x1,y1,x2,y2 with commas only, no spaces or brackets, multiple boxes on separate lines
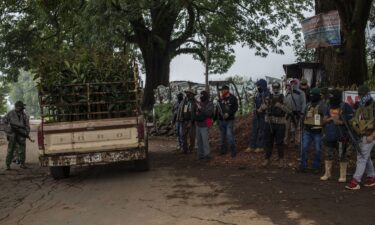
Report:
254,148,264,153
244,147,254,153
262,159,270,167
296,166,307,173
364,177,375,187
278,159,285,168
345,179,360,190
20,164,28,169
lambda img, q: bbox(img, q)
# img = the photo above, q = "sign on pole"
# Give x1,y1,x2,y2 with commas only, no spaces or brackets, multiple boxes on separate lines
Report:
301,10,341,49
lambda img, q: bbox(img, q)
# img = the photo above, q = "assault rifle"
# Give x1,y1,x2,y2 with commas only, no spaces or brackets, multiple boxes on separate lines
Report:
339,114,361,156
10,122,34,142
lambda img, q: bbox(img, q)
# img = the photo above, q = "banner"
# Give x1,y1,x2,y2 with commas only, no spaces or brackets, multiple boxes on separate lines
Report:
301,10,341,49
343,91,375,107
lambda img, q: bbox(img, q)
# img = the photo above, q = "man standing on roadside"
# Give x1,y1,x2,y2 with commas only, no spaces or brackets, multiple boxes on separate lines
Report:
245,79,269,153
195,91,214,161
172,92,184,151
346,85,375,190
4,101,30,170
217,85,238,158
177,89,197,154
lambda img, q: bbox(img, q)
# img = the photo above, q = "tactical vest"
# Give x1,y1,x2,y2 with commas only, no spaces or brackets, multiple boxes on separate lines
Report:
267,93,285,117
351,102,375,136
304,104,323,127
180,100,194,121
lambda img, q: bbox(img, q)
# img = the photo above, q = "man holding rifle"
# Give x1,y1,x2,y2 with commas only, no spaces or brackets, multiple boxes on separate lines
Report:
346,85,375,190
3,101,30,170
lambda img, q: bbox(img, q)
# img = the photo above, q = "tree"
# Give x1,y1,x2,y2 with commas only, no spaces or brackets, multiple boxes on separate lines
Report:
0,81,9,114
314,0,374,86
8,71,40,118
0,0,312,109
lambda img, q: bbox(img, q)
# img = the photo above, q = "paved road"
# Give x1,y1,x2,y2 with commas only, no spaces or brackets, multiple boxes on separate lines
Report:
0,133,274,225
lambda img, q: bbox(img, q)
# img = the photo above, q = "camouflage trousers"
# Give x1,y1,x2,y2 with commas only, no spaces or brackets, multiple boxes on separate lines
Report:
6,136,26,166
181,121,196,153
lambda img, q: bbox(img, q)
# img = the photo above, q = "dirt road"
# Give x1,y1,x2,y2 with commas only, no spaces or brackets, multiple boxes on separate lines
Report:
0,132,374,225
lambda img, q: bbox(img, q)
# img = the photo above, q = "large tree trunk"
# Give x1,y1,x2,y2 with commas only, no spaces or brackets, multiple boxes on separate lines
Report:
315,0,370,87
315,0,344,86
343,31,368,85
141,46,171,110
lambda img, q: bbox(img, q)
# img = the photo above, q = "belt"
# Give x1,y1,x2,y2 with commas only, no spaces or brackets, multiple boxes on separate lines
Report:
265,116,286,124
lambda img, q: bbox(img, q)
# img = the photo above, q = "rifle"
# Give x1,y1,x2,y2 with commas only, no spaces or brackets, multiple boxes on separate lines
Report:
339,113,362,156
213,98,224,120
10,122,34,143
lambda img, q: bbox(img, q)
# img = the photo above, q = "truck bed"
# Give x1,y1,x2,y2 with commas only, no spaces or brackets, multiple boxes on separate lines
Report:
41,117,141,155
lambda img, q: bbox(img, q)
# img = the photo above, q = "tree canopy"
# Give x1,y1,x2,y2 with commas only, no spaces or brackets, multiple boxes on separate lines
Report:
0,0,312,109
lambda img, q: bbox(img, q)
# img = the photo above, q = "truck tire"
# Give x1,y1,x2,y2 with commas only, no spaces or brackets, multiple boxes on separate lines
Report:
50,166,70,179
134,157,149,171
135,132,149,172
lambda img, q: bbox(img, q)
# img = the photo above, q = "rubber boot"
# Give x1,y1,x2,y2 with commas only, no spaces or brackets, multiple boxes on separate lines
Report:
320,160,333,181
338,162,348,183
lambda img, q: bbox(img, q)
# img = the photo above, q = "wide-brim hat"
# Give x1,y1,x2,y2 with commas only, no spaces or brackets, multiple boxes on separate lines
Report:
184,89,196,95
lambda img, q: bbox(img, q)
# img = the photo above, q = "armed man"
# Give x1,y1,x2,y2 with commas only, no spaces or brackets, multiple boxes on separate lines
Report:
245,79,269,153
217,85,238,158
284,79,306,148
3,101,30,170
346,85,375,190
320,89,354,183
172,92,184,151
262,82,291,168
177,89,197,154
298,87,327,173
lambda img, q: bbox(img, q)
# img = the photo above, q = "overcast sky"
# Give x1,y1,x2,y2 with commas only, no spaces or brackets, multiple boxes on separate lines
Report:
169,44,296,84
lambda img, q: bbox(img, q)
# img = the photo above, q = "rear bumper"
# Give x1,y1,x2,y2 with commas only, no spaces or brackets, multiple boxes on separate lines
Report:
39,147,147,167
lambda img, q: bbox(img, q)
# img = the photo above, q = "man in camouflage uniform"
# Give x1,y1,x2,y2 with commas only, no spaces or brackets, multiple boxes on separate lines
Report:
4,101,30,170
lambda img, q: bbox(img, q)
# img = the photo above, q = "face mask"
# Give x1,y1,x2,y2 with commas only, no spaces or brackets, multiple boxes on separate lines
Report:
200,95,208,102
310,94,320,103
360,93,371,106
177,96,183,102
257,87,263,93
329,98,341,107
273,88,280,95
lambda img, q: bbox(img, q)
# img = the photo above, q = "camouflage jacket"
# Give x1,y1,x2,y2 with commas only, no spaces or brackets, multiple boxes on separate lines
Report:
3,110,30,138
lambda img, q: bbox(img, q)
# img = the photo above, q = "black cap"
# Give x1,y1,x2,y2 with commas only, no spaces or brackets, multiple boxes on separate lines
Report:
15,100,26,108
358,84,370,96
221,85,229,90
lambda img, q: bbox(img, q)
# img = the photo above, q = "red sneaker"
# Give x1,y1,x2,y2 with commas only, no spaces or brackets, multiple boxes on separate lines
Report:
345,179,360,190
364,177,375,187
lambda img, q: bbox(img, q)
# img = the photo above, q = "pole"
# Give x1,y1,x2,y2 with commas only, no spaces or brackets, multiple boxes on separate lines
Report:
205,36,209,93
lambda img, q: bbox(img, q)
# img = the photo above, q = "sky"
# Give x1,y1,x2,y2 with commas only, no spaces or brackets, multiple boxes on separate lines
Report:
169,44,296,84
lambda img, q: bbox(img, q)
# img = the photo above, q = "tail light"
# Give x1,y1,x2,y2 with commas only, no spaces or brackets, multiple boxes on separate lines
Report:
137,122,144,140
37,126,44,150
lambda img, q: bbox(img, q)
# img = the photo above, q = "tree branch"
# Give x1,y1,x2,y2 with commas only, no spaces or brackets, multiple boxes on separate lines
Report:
173,47,204,61
170,5,195,49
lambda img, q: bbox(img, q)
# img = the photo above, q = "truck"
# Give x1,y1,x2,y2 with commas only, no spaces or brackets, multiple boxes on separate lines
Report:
37,64,149,179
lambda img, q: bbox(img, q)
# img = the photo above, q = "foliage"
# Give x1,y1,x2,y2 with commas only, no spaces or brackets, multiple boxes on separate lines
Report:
154,103,173,124
291,24,315,62
0,81,9,115
8,71,39,117
0,0,313,109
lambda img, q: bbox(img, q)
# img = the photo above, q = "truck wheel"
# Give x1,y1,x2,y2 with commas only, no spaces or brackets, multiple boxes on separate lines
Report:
134,157,149,171
50,166,70,179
